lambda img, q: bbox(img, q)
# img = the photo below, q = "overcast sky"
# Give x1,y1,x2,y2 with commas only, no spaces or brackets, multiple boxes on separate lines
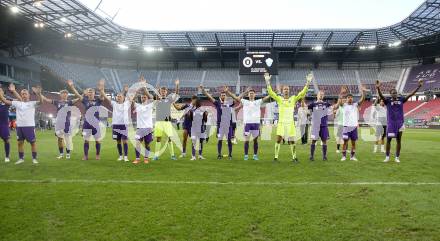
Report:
78,0,426,31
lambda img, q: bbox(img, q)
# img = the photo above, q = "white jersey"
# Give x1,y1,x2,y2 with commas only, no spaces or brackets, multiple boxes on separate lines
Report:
111,100,131,125
241,99,263,124
372,105,387,126
231,107,237,123
297,106,308,125
135,102,155,129
342,102,359,127
11,101,37,127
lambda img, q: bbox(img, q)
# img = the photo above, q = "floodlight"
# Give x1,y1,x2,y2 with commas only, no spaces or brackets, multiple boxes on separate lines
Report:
118,44,129,49
312,45,323,51
10,6,19,14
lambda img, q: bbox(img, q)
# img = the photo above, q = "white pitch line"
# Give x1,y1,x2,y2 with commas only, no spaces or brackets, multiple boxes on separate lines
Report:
0,179,440,186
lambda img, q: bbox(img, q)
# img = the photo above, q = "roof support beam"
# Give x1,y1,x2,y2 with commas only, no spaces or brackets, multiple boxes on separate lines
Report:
390,27,407,40
323,32,334,47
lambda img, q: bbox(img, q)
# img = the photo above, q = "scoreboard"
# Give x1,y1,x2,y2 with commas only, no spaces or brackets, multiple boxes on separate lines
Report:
239,50,278,75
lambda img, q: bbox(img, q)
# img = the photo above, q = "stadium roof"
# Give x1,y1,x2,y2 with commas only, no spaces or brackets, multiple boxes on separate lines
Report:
1,0,440,50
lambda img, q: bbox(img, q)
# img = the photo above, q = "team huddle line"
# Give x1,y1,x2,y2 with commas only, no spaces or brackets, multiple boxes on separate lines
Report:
0,73,423,164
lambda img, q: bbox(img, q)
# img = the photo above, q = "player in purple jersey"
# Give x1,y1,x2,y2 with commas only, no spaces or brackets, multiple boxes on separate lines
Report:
0,84,22,163
376,79,423,163
37,87,81,159
308,91,334,161
173,95,197,158
200,85,236,160
68,79,107,160
187,97,208,160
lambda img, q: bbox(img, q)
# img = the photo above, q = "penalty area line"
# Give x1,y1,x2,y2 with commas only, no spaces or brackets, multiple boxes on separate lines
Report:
0,179,440,186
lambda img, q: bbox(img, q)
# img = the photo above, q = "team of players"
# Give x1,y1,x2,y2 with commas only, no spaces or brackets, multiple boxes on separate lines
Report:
0,75,424,164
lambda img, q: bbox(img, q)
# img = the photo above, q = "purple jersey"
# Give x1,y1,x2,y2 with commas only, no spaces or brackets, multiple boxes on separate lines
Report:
308,101,331,127
384,97,405,127
213,100,234,126
181,103,193,127
189,108,207,136
0,102,9,126
81,96,103,126
53,100,73,124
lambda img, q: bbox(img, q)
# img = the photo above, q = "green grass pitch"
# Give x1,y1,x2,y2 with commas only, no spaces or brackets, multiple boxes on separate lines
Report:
0,127,440,240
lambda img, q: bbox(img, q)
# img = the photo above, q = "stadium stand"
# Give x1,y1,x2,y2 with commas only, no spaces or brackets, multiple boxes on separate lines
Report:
406,99,440,121
29,56,408,96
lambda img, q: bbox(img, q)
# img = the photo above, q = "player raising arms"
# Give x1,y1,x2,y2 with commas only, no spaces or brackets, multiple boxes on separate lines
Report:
0,84,21,162
153,80,180,161
371,99,387,153
132,81,156,164
36,86,81,159
187,96,208,160
308,90,336,161
101,85,133,162
376,79,423,163
337,86,367,161
173,95,197,158
0,85,41,164
265,72,312,163
67,79,106,160
225,86,271,161
200,85,235,160
334,86,348,153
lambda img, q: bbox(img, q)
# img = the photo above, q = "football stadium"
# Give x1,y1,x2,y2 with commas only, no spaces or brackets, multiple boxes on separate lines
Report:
1,0,440,240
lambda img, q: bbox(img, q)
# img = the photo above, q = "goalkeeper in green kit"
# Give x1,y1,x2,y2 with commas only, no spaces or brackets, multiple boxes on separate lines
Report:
265,72,312,163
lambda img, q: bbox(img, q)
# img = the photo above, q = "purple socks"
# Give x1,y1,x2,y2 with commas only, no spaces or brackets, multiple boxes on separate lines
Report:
96,143,101,155
84,143,89,156
117,143,122,156
253,140,258,155
123,143,128,156
4,142,10,158
217,141,222,156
